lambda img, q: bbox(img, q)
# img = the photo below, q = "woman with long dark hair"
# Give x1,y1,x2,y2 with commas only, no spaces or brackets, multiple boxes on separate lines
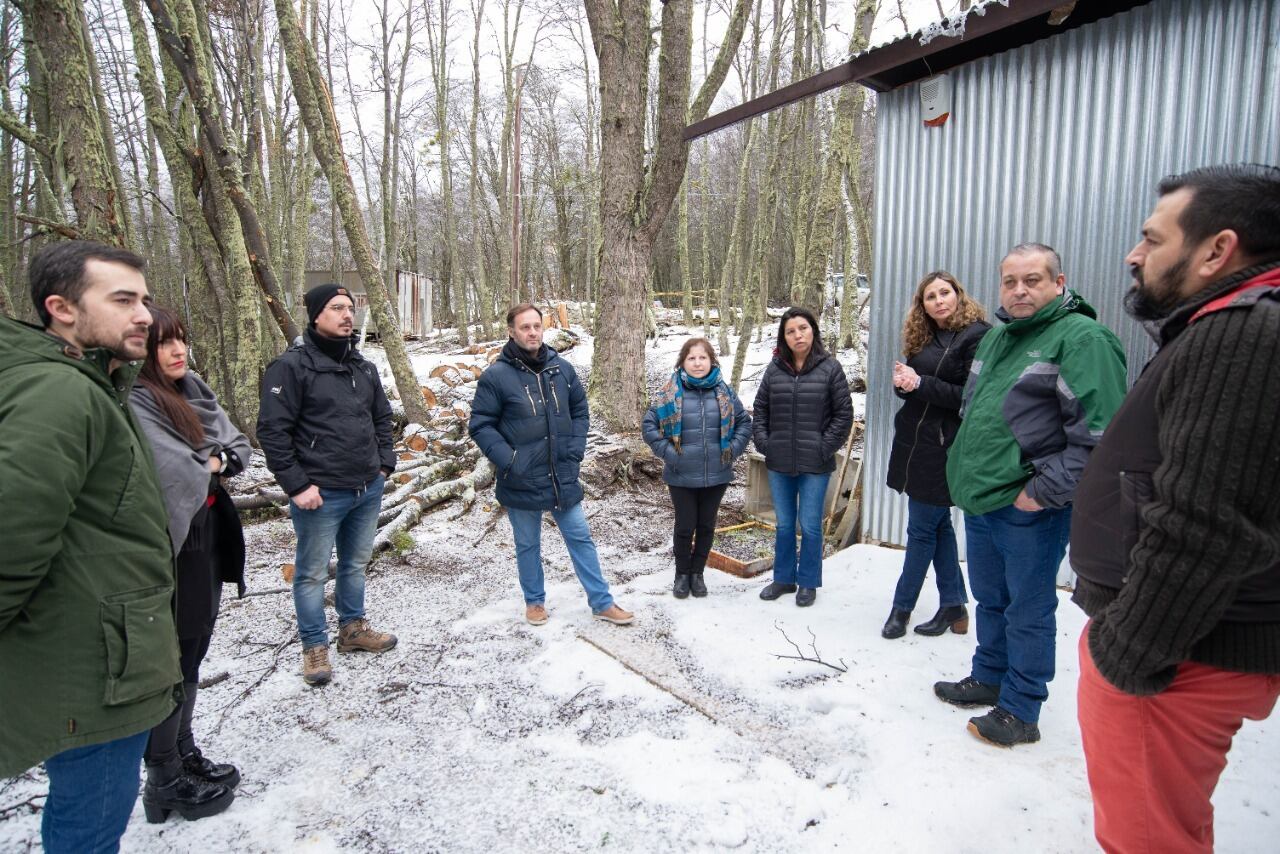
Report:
882,271,990,639
753,307,853,607
130,305,249,823
643,337,752,598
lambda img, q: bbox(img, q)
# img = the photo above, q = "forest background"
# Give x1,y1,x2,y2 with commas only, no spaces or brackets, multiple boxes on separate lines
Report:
0,0,968,435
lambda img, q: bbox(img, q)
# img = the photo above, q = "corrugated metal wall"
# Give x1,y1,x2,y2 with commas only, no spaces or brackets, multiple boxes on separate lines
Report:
864,0,1280,546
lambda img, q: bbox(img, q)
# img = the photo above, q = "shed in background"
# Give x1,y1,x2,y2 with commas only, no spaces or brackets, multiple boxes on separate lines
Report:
860,0,1280,548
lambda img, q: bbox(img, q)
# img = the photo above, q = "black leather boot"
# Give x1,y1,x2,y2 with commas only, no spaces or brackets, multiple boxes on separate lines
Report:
759,582,798,600
182,746,241,789
689,573,708,598
881,608,911,639
143,762,235,823
914,604,969,636
673,574,691,599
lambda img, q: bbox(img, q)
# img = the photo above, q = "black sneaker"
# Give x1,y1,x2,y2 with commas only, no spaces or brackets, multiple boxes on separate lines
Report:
968,706,1040,747
933,676,1000,708
759,582,798,601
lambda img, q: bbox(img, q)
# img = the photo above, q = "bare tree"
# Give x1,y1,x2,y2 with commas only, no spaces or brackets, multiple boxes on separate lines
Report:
583,0,749,430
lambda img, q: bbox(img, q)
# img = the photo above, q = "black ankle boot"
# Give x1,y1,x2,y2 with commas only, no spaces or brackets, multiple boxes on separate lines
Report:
689,573,708,598
673,574,691,599
143,764,235,824
182,746,241,789
881,608,911,639
914,604,969,636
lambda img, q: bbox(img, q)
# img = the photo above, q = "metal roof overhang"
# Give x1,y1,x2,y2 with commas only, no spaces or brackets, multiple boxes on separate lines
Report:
684,0,1155,142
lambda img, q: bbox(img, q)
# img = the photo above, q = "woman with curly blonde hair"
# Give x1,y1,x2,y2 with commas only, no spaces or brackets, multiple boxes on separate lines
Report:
883,271,990,639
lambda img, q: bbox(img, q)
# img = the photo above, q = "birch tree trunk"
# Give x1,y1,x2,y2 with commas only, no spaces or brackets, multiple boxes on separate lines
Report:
274,0,431,427
796,0,877,313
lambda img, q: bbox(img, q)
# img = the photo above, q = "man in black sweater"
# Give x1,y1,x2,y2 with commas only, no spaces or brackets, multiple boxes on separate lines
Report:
1070,164,1280,854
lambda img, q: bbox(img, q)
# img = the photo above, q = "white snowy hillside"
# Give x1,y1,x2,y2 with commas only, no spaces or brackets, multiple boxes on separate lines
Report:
1,310,1274,853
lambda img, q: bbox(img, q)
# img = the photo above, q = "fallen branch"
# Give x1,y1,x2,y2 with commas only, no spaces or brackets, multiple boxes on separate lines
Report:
198,671,230,689
772,622,848,673
471,505,507,546
372,460,496,553
0,794,46,819
213,629,298,733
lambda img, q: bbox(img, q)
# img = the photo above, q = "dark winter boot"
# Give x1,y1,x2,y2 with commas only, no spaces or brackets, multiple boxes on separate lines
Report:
759,582,798,601
795,587,817,607
967,706,1040,747
142,762,235,824
673,574,691,599
182,746,241,790
914,604,969,636
881,608,911,639
689,573,708,598
933,676,1000,708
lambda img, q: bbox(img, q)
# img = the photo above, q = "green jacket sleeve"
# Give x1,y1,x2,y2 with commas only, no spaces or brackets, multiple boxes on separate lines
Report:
0,367,97,632
1024,326,1128,508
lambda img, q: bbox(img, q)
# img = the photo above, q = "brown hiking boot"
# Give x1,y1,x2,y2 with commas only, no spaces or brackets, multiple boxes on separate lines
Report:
593,604,634,626
302,645,332,686
525,604,549,626
337,618,398,653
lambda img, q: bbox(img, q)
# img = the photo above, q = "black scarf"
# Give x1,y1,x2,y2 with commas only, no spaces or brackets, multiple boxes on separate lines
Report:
307,327,355,364
503,337,548,372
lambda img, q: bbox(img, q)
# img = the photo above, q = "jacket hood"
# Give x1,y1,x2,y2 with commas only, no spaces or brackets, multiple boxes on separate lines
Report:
994,288,1097,333
0,314,137,390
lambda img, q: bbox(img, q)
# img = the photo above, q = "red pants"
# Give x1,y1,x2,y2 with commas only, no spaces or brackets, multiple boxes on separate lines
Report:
1077,626,1280,853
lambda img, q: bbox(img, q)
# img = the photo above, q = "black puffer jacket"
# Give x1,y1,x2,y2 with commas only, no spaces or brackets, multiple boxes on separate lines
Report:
752,351,854,474
886,321,990,506
257,329,395,495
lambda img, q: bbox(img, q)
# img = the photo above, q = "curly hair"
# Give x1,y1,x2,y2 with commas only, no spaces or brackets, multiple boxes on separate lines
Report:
900,270,987,358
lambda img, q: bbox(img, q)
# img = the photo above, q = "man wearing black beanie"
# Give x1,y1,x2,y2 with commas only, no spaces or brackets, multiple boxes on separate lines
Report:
1071,164,1280,853
257,283,399,686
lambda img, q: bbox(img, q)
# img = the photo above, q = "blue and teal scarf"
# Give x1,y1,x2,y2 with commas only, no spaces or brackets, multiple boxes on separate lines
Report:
653,366,735,465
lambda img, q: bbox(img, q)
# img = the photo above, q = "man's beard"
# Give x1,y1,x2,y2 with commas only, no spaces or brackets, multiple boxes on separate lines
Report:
1123,254,1189,321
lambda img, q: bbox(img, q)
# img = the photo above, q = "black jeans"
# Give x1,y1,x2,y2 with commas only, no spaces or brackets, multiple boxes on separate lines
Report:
668,484,729,576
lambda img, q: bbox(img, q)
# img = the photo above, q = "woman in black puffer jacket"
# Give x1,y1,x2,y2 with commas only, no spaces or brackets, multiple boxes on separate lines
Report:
753,307,854,607
882,271,989,640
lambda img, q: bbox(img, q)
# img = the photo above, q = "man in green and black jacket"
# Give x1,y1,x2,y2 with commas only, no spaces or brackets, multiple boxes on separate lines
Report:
935,243,1127,747
0,242,180,852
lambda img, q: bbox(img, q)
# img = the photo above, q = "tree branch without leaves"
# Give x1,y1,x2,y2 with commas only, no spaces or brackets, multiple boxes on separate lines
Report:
772,621,848,673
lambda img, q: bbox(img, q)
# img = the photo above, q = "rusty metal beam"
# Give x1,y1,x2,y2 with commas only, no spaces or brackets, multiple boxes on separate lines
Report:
683,0,1072,141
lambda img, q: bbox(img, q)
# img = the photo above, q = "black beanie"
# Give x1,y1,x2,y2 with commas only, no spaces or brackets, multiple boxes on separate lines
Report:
304,283,353,326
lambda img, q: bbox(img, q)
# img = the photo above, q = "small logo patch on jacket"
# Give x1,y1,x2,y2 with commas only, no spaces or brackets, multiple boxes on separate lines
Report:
1026,350,1042,358
271,386,282,394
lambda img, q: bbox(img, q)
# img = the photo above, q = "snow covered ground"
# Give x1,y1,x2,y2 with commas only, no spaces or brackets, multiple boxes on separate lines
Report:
2,313,1275,853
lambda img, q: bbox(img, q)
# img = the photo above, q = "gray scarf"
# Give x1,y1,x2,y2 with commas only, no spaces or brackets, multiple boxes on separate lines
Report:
130,372,251,552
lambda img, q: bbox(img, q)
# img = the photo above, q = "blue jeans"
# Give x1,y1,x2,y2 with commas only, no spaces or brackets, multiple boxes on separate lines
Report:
767,471,831,588
290,477,384,648
965,503,1071,723
507,502,614,613
893,498,968,611
42,730,149,854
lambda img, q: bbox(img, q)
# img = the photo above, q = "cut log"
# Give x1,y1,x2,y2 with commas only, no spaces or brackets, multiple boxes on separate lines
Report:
232,488,290,511
372,460,495,553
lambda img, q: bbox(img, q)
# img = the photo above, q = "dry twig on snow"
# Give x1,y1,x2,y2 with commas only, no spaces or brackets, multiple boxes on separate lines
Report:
772,622,849,673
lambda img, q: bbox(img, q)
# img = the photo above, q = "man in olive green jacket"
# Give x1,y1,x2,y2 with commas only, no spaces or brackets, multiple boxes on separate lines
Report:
0,241,180,853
